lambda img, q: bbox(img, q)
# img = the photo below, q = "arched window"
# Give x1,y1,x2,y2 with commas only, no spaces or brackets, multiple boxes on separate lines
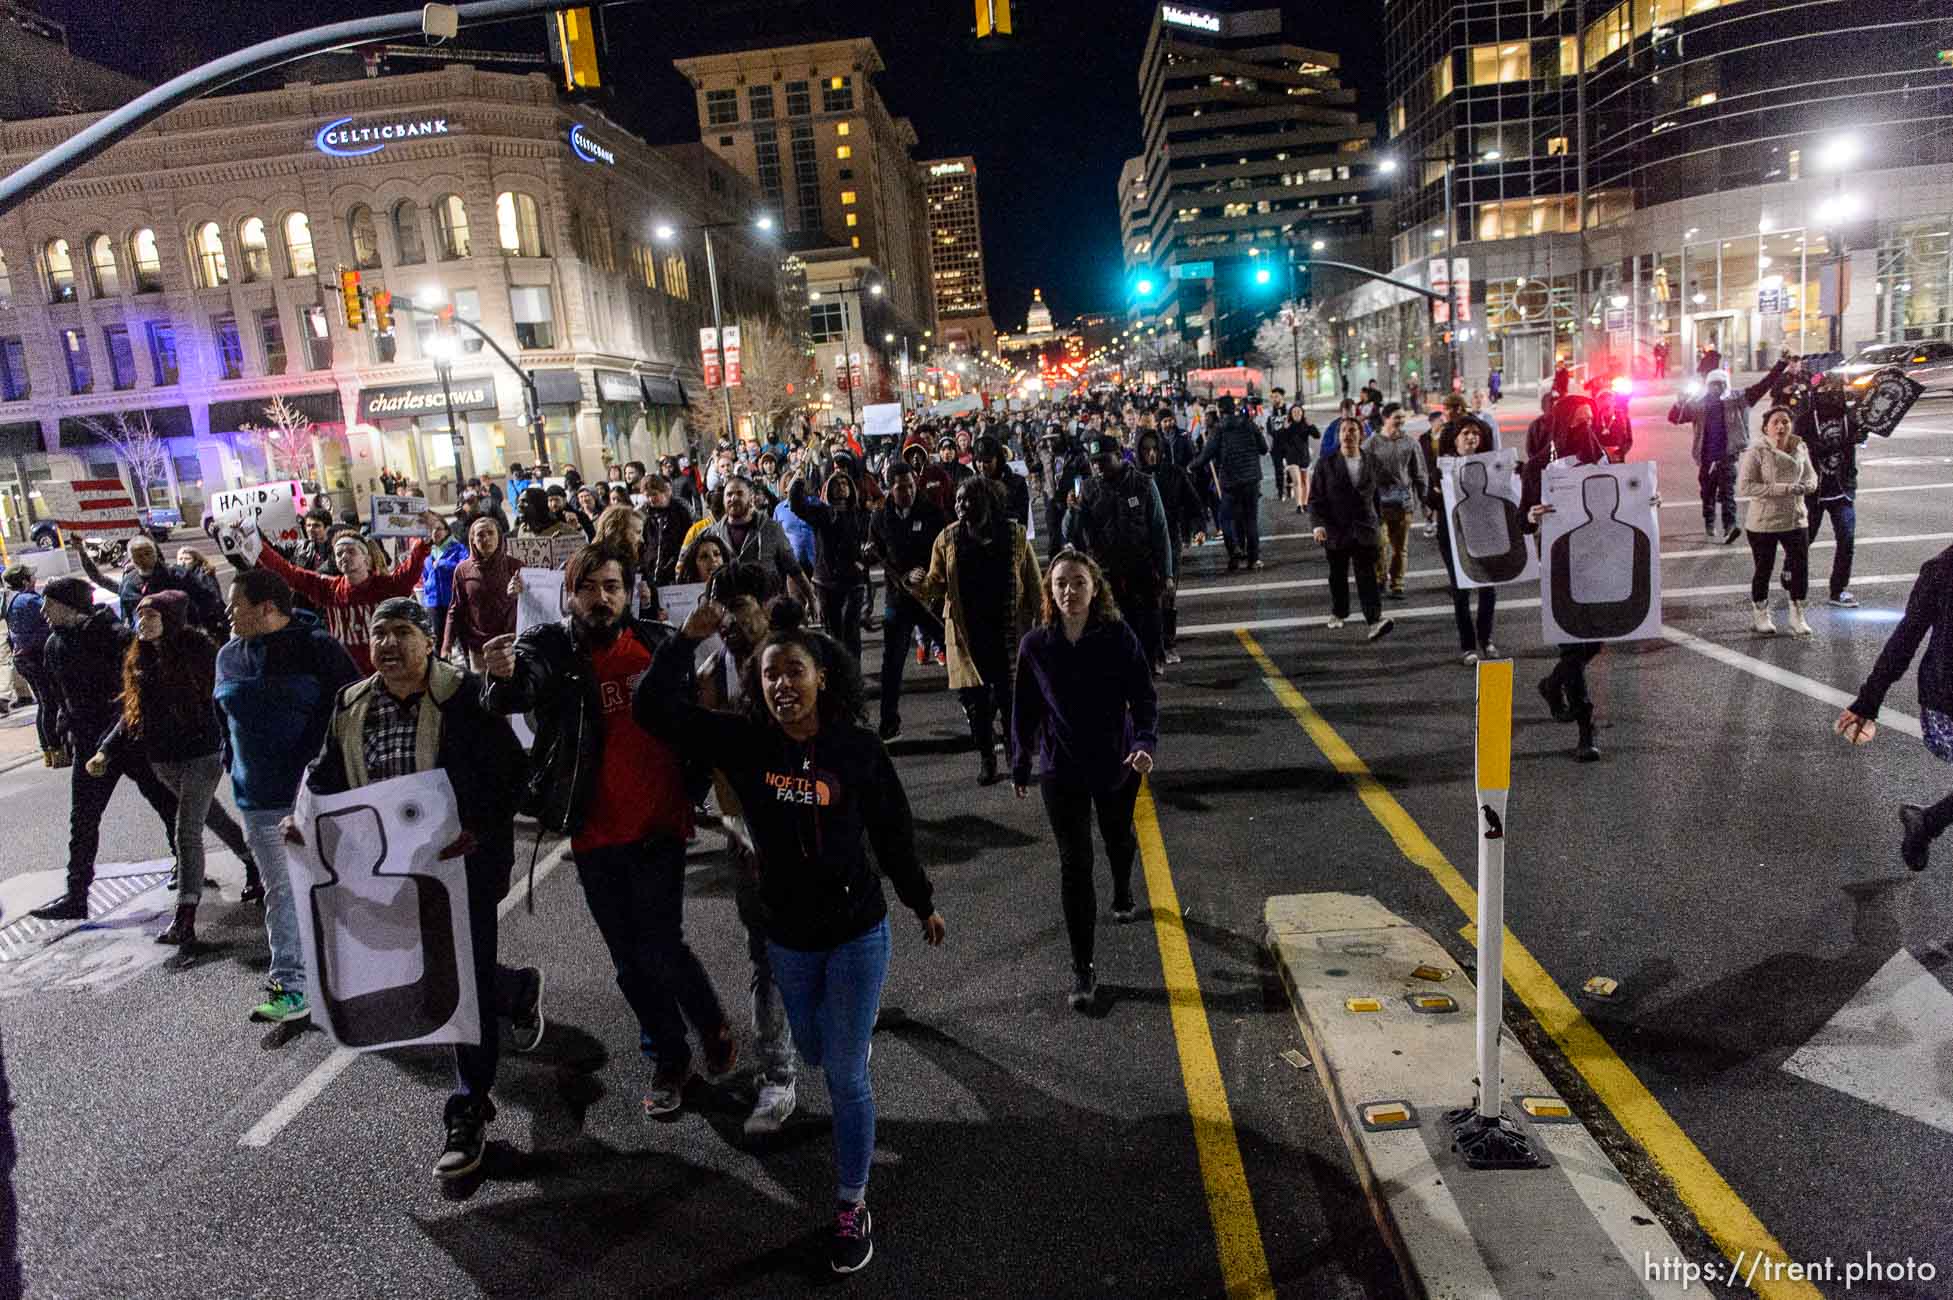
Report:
433,194,470,260
0,247,11,308
129,228,163,292
283,212,316,277
237,217,271,281
44,238,76,302
85,234,120,296
495,191,544,257
392,200,426,265
347,205,381,269
192,222,228,287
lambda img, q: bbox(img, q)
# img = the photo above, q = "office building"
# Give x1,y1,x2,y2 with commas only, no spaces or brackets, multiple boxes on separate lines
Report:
1328,0,1953,395
0,65,775,538
1120,3,1387,363
674,38,937,342
918,156,998,357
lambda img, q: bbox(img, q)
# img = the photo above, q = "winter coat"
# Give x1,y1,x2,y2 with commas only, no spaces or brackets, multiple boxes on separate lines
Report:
1800,394,1868,500
1062,467,1171,598
1668,360,1783,465
1011,619,1159,793
641,499,695,586
790,475,873,589
256,539,433,675
419,538,468,611
46,607,132,748
479,617,676,836
1363,431,1429,514
76,549,224,629
869,496,948,577
99,631,225,765
1850,545,1953,723
213,609,360,811
1188,414,1268,491
911,521,1042,690
701,512,803,597
445,548,521,658
1309,449,1384,550
1736,435,1819,534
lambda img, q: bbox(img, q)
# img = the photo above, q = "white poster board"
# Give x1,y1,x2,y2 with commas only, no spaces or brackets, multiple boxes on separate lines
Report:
933,394,982,417
659,581,707,627
210,480,304,547
38,478,142,535
1538,461,1661,645
505,534,582,570
1438,449,1535,590
287,770,479,1051
214,514,265,567
507,568,568,748
369,495,430,539
862,403,904,437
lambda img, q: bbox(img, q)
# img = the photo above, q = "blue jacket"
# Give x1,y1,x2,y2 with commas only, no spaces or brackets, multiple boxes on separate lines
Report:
420,538,467,610
2,588,49,657
773,499,817,572
212,609,361,811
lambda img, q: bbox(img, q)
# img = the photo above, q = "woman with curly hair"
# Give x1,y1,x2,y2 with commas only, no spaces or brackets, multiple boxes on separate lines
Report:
674,533,730,588
91,589,257,945
1010,546,1159,1011
636,596,946,1277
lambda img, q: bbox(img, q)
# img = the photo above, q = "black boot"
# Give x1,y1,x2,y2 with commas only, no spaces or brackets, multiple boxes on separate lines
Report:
1537,676,1573,723
1900,804,1930,871
1572,703,1601,763
30,891,88,921
978,748,1000,786
241,859,266,904
155,903,197,945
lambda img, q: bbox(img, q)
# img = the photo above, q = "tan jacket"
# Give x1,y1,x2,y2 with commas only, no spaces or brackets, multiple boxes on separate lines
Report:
911,522,1041,690
1735,435,1818,533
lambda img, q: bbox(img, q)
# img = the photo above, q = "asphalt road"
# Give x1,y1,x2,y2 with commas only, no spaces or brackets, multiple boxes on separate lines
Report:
5,392,1952,1298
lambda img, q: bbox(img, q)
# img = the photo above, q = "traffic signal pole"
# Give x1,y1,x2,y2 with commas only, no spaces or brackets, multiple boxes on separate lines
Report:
0,0,625,216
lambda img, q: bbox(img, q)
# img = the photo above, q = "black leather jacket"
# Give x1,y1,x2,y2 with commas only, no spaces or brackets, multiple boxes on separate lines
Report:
479,617,673,835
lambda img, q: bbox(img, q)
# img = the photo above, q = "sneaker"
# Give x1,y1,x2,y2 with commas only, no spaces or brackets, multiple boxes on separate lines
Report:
1365,617,1395,642
434,1095,494,1180
1829,591,1859,608
1387,587,1407,600
251,984,310,1024
1251,559,1264,571
1900,804,1930,872
1537,677,1573,723
830,1201,874,1275
1704,521,1719,542
1722,524,1742,545
703,1025,739,1080
1163,649,1182,665
877,719,902,742
510,967,545,1053
1111,895,1138,923
239,880,266,904
1461,650,1480,665
1151,664,1166,679
29,892,88,921
743,1078,798,1137
643,1061,695,1117
932,648,946,667
1324,616,1345,630
1482,641,1501,659
915,644,927,666
1068,967,1098,1011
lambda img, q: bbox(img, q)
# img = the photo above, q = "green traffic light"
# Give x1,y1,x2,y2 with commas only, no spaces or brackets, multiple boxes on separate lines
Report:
1254,268,1272,285
1136,278,1154,295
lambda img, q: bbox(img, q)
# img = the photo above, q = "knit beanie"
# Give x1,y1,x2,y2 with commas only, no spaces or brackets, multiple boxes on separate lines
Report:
42,576,95,614
134,588,190,634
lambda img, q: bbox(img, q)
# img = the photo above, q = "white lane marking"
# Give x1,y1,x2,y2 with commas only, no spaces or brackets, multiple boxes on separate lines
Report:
1176,532,1953,601
1782,951,1953,1137
1174,572,1922,637
1658,625,1922,739
239,840,569,1150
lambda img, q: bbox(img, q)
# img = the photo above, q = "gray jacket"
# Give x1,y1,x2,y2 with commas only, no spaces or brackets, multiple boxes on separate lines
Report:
1668,361,1784,465
701,513,802,594
1362,430,1429,511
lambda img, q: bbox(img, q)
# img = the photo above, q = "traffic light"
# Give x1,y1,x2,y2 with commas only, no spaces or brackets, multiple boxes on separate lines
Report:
1254,266,1273,286
370,289,393,334
552,6,601,92
338,268,363,330
976,0,1013,37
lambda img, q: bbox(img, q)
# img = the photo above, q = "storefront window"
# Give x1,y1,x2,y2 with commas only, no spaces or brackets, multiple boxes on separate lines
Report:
1875,218,1952,344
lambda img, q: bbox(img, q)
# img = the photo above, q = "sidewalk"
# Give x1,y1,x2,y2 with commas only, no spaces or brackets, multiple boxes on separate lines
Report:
0,705,46,773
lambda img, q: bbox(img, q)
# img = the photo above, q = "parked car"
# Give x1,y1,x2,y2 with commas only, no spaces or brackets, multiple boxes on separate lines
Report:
1835,341,1953,396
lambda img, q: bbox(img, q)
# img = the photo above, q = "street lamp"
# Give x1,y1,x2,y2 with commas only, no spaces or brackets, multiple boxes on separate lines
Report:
423,327,469,485
655,212,777,444
1813,130,1863,351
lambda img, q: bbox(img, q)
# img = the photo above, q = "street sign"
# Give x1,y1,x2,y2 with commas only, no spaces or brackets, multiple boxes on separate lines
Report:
1170,261,1215,281
699,327,722,389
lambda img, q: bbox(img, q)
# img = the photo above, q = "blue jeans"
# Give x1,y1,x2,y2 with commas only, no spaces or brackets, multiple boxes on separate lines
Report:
1806,496,1855,599
243,806,303,992
768,918,890,1202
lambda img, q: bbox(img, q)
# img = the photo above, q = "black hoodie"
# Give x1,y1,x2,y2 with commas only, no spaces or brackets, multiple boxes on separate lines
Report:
636,633,935,951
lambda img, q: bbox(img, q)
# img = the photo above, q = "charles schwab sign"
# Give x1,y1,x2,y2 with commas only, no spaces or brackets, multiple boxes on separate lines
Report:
358,378,497,421
314,116,454,157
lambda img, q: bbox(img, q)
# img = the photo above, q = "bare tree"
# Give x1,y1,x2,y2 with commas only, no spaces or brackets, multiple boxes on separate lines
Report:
79,411,169,508
733,318,812,437
1252,302,1335,396
237,397,319,481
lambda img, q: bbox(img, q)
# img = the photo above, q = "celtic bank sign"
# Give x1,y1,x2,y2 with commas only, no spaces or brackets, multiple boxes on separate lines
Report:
314,116,454,157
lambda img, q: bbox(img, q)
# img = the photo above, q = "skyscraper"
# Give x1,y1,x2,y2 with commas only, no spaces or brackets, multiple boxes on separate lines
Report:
918,156,998,356
1120,3,1386,363
674,38,936,338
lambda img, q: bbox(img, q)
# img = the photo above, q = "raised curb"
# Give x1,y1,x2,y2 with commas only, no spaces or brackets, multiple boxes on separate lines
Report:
1266,892,1695,1299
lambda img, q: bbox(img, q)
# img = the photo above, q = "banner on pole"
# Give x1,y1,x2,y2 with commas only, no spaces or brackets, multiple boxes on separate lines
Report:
287,770,480,1052
699,327,722,389
722,325,742,388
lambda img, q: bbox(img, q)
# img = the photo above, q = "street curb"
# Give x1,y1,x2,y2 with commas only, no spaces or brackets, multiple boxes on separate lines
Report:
1265,892,1694,1299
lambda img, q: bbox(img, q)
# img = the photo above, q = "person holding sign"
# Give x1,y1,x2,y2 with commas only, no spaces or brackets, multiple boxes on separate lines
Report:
297,598,539,1179
445,515,519,673
252,514,440,674
420,516,469,653
1430,421,1503,663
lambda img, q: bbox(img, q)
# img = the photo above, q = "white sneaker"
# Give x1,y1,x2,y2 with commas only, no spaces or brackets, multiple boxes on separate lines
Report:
743,1079,797,1137
1324,617,1345,630
1787,600,1813,638
1750,601,1777,635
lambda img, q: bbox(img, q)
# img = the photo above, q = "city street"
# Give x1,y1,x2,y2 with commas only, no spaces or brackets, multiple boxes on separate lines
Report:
3,394,1949,1297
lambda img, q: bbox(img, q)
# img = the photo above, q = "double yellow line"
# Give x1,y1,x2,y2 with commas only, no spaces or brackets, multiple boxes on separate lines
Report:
1234,630,1820,1300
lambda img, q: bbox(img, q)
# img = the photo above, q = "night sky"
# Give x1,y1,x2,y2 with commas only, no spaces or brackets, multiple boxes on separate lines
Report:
35,0,1381,332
